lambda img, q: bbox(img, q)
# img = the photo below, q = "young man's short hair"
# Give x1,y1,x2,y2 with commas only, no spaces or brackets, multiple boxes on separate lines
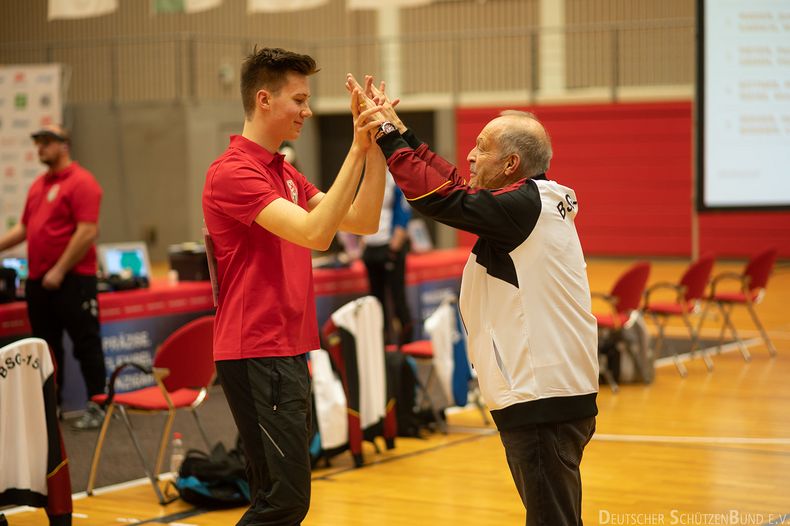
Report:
240,47,318,118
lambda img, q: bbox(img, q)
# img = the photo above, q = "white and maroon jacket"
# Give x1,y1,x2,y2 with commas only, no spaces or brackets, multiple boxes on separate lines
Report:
0,338,72,524
378,129,599,430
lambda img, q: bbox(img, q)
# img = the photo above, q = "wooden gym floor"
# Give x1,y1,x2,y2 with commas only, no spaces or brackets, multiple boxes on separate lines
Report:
6,257,790,525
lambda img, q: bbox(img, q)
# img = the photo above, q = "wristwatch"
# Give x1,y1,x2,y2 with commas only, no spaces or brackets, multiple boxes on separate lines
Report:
375,121,398,140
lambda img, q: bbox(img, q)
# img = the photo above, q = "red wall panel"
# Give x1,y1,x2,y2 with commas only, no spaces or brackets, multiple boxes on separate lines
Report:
454,102,790,258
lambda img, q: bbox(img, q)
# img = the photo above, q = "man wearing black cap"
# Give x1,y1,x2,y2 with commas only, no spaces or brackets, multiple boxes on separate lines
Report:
0,124,107,430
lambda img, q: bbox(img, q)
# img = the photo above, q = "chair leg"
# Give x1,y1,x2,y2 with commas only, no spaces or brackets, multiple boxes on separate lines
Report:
745,301,778,357
191,409,212,451
118,407,176,505
682,312,713,372
651,314,687,378
695,300,711,337
416,362,446,434
719,303,751,362
714,304,729,356
600,367,619,394
86,403,115,496
649,312,666,359
154,409,176,478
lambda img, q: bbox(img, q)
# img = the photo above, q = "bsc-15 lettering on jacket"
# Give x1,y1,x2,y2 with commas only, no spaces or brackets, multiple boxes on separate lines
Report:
0,352,41,379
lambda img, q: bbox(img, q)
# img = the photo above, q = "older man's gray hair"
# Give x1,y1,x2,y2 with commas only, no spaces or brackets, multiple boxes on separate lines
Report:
499,110,553,178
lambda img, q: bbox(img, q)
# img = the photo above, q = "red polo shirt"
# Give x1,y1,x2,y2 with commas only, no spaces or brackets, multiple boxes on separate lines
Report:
21,162,102,279
202,135,321,361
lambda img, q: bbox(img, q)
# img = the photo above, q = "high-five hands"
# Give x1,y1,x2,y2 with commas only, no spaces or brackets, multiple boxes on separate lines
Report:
361,76,406,134
346,74,406,135
350,88,383,149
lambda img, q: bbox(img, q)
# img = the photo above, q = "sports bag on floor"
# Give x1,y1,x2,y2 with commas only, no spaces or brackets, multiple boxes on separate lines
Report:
175,441,250,508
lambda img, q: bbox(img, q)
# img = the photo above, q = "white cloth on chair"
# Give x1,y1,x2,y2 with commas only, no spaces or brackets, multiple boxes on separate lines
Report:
424,300,456,406
0,337,72,521
309,349,348,450
425,297,475,408
0,338,54,497
330,296,387,429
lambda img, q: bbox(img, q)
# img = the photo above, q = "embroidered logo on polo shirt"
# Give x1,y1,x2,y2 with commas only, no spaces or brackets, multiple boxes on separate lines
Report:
46,184,60,203
286,179,299,204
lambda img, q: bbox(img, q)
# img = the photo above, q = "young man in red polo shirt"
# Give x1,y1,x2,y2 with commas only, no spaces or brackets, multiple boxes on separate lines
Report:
202,47,385,525
0,124,106,431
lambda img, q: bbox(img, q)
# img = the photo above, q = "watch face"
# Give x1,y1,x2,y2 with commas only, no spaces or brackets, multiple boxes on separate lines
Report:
376,121,397,140
381,122,396,134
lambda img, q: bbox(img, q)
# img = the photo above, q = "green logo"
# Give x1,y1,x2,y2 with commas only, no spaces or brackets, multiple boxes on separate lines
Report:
14,93,27,109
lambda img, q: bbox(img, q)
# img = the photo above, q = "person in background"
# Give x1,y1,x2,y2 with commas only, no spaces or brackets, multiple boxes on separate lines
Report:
202,48,385,525
361,168,414,346
279,141,298,170
351,75,598,526
0,123,107,431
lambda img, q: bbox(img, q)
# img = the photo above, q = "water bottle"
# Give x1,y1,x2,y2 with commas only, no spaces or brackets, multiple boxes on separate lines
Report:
169,432,185,474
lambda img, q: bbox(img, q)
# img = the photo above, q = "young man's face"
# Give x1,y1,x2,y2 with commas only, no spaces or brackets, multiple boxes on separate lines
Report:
266,72,313,142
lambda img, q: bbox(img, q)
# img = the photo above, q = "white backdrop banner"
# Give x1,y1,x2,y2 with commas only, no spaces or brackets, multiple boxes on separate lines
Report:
0,64,62,251
247,0,328,13
48,0,118,20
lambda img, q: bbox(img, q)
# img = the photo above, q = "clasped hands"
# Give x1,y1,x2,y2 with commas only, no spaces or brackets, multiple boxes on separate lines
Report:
347,73,405,148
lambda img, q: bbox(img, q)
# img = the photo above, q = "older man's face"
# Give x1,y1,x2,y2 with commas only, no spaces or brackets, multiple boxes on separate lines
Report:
466,119,510,189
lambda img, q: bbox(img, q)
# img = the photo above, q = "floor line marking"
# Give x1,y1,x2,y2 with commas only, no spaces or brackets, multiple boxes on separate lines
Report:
312,431,497,481
594,433,790,446
1,477,153,516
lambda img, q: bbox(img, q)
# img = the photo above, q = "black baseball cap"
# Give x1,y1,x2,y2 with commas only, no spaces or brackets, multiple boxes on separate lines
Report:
31,125,69,143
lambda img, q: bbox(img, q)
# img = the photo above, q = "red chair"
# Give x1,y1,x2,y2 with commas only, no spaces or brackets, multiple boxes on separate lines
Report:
643,254,716,377
86,315,216,504
701,248,778,361
592,261,651,392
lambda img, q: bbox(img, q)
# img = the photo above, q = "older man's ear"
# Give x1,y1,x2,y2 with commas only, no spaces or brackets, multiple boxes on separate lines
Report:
504,153,522,179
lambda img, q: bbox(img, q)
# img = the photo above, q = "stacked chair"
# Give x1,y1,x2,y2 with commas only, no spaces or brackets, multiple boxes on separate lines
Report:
597,248,778,389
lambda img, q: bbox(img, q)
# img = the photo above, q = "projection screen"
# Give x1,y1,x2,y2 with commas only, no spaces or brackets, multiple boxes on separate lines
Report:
697,0,790,210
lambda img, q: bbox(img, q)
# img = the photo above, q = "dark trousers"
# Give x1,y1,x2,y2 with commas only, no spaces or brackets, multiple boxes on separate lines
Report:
217,355,312,526
25,274,106,400
362,243,413,345
499,416,596,526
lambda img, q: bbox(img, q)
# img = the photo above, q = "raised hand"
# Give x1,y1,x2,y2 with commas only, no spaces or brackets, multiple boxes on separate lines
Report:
350,88,383,150
364,76,400,109
362,75,406,133
346,74,386,122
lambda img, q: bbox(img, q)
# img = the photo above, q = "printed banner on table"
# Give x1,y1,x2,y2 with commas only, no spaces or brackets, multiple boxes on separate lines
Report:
0,64,62,253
